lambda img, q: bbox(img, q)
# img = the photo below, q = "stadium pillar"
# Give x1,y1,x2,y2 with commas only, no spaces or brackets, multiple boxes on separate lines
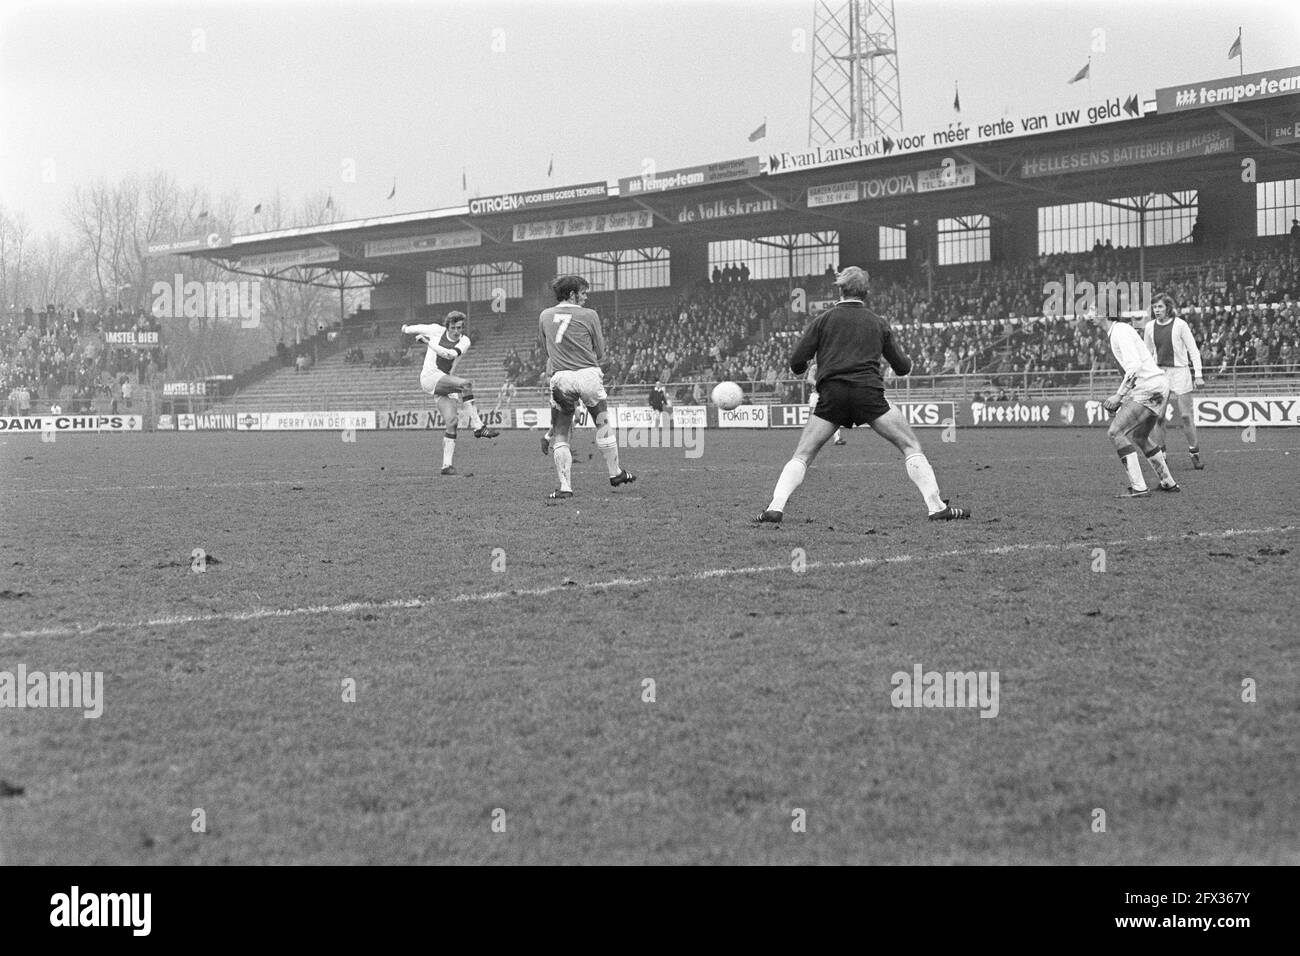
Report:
999,208,1038,263
371,275,422,324
1196,179,1253,250
518,250,556,318
672,236,710,293
908,219,935,272
837,220,876,271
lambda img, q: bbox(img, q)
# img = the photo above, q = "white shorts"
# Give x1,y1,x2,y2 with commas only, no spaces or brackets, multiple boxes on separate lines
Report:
1162,366,1193,396
420,369,446,394
1127,382,1169,416
549,367,607,412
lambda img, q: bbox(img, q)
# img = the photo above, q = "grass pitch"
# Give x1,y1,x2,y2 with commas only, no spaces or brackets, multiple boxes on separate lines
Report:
1,426,1297,864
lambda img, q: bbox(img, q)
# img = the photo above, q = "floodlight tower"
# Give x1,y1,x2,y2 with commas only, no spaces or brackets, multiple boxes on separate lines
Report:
808,0,904,145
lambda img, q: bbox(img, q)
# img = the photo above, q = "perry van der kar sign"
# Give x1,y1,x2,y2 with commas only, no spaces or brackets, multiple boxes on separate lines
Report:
767,95,1146,174
469,182,609,216
675,195,781,223
806,163,975,207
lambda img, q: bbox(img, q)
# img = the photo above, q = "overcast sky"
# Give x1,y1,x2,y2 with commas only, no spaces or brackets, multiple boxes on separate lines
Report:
2,0,1297,237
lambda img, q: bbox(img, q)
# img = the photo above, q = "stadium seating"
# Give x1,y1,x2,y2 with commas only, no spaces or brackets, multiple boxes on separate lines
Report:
18,245,1294,416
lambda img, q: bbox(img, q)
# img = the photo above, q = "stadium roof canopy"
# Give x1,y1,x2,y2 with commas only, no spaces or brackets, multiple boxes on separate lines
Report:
167,65,1300,285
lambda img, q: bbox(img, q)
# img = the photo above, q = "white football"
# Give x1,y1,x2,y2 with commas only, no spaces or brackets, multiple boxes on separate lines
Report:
711,381,744,411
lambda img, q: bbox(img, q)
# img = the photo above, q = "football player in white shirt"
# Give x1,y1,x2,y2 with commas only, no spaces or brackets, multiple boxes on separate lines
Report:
401,310,498,476
1143,294,1205,470
1092,309,1181,497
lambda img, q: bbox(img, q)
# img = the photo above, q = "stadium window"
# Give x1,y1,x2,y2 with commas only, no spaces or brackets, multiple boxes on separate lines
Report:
878,225,906,261
555,248,670,291
1037,192,1198,254
708,232,839,281
1256,179,1300,236
426,262,522,305
937,215,990,265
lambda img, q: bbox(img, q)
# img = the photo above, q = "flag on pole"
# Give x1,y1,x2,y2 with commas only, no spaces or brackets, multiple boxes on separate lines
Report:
547,155,553,178
1228,29,1241,60
386,179,396,200
197,210,209,219
1068,60,1090,84
748,120,766,142
953,83,961,113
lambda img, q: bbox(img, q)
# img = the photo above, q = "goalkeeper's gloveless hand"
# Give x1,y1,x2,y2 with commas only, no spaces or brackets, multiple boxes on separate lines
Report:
1102,394,1122,413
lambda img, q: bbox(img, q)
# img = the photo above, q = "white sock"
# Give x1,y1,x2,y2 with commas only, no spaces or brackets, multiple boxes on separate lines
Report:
1147,449,1174,486
835,429,842,441
442,436,455,469
1122,451,1147,491
463,400,484,430
553,441,572,491
768,458,807,512
904,453,946,513
596,432,621,477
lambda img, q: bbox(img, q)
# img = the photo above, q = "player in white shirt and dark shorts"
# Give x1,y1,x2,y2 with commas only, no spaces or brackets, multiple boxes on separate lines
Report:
1143,294,1205,470
401,310,498,476
1091,308,1181,497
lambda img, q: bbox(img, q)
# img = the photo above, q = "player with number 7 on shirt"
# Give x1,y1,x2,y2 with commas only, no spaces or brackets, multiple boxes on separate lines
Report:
538,275,635,499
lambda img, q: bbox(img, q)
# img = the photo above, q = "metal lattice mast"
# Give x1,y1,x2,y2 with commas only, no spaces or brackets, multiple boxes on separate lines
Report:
808,0,903,146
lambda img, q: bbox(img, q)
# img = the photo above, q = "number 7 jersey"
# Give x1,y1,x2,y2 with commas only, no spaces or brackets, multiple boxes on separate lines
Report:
539,303,606,372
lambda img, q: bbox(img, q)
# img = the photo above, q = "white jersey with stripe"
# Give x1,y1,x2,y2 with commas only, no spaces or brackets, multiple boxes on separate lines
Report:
1108,321,1165,396
405,323,470,380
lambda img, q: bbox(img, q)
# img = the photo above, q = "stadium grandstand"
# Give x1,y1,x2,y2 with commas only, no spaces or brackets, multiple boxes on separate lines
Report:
127,68,1300,422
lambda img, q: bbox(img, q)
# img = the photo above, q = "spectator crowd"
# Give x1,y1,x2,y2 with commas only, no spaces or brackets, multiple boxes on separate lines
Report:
496,244,1300,399
2,307,165,415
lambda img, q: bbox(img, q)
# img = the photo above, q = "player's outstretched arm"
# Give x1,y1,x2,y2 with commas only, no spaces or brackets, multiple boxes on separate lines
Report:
882,330,913,377
788,318,822,375
1180,319,1204,382
402,323,439,337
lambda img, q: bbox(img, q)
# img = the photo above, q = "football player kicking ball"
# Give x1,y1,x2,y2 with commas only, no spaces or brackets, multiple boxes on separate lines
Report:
1091,307,1180,497
757,267,968,524
401,310,499,476
539,275,634,499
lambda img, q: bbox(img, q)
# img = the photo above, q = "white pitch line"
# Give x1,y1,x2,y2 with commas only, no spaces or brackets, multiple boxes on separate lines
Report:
2,525,1293,641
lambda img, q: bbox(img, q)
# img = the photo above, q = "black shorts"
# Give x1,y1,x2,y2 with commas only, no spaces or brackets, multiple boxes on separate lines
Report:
812,381,890,428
